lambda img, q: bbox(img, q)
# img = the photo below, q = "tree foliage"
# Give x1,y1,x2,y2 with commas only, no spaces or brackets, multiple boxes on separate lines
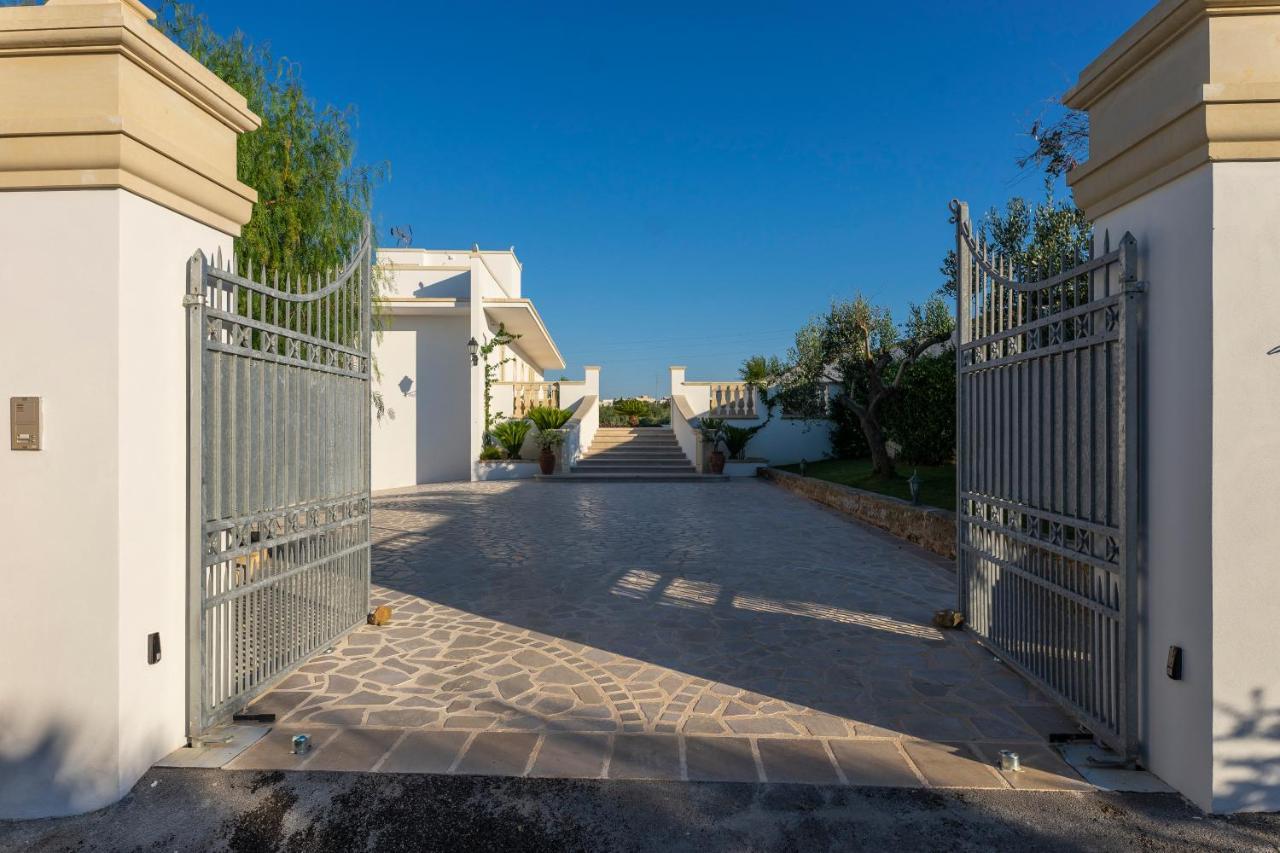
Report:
941,192,1091,298
612,399,650,418
881,351,955,465
156,2,385,277
1019,107,1089,181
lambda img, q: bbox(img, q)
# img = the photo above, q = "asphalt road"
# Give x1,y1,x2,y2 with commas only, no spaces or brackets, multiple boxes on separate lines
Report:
2,768,1279,852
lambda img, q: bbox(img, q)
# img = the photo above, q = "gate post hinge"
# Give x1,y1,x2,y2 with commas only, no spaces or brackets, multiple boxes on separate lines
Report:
182,294,205,308
1123,279,1147,295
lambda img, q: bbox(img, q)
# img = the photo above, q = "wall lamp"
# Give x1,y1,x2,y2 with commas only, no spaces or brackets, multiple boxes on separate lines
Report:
467,337,479,366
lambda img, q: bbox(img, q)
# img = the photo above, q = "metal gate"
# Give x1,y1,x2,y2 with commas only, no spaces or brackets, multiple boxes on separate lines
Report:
952,200,1142,758
185,231,373,738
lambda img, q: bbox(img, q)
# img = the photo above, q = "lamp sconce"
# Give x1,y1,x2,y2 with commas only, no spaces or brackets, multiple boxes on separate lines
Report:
467,337,479,366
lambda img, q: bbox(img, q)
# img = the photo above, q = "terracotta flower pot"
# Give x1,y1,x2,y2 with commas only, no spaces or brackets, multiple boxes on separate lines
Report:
539,447,556,475
709,450,726,475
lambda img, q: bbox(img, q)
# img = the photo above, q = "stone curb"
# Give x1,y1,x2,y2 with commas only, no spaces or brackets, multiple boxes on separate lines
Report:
758,467,956,561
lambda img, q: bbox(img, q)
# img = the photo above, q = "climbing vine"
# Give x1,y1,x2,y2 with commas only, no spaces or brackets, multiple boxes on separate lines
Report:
480,324,522,438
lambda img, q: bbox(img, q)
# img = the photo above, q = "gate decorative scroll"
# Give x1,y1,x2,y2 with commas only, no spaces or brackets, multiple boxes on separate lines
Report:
185,230,373,738
951,200,1143,759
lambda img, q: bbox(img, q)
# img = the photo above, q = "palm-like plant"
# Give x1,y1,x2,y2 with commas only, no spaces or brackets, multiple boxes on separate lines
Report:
490,419,532,460
527,406,573,431
613,399,649,426
698,417,726,449
721,423,765,460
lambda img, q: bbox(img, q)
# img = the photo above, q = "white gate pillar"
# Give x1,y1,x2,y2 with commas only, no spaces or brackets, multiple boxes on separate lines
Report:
0,0,259,818
1067,0,1280,813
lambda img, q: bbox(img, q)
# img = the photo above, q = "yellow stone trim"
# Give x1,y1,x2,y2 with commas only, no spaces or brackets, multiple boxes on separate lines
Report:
0,132,254,234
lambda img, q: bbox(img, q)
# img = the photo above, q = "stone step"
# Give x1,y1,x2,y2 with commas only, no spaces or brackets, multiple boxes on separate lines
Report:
540,473,728,482
586,450,691,458
572,464,696,474
586,440,680,448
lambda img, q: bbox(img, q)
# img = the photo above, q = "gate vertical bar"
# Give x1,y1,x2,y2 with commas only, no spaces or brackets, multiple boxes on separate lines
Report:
184,251,206,741
1119,232,1142,761
953,200,971,613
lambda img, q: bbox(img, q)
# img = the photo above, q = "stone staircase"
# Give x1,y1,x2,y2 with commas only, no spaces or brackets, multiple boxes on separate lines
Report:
541,427,724,481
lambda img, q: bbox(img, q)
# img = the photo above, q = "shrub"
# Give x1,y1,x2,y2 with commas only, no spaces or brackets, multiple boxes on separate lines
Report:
721,423,765,460
478,445,503,461
490,419,532,460
534,428,567,451
883,351,955,465
527,406,573,431
613,399,649,418
828,394,871,459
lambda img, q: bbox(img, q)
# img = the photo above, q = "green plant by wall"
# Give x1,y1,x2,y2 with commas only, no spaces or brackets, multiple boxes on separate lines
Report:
480,324,521,434
478,445,504,461
534,428,567,452
527,406,572,431
490,419,532,460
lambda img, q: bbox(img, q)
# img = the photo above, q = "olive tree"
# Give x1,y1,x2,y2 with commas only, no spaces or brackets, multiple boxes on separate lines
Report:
790,295,954,479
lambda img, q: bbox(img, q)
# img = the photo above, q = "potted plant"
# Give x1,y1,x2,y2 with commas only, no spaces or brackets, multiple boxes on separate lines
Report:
613,398,648,427
699,417,726,474
490,419,532,460
528,406,574,474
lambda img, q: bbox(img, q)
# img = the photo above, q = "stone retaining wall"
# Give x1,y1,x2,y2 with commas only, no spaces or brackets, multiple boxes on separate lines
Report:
759,468,956,562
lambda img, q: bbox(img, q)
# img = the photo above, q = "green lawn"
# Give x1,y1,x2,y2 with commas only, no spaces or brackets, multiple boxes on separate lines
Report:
775,458,956,512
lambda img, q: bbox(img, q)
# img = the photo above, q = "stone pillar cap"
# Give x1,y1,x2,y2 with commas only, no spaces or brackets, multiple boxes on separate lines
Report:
45,0,156,20
0,0,262,234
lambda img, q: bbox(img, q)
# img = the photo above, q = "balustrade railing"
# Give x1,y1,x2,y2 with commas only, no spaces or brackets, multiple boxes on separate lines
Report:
508,382,559,418
706,382,756,418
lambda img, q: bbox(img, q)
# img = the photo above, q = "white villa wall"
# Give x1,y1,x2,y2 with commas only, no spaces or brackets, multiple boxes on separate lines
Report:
477,252,521,297
472,253,519,300
0,189,231,819
371,315,472,489
750,418,834,466
1206,161,1280,813
1094,167,1215,808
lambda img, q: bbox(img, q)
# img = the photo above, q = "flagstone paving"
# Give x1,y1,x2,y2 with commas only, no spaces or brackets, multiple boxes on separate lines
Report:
237,479,1090,789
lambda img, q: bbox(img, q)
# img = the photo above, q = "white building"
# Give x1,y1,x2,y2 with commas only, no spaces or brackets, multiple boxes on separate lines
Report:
371,245,599,488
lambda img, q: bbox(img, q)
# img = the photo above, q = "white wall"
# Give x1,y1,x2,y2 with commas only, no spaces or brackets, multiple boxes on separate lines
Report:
371,315,472,489
0,189,230,819
1093,163,1215,811
750,417,834,466
1206,162,1280,814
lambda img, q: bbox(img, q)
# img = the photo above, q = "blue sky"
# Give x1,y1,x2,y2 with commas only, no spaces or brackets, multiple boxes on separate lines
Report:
199,0,1150,397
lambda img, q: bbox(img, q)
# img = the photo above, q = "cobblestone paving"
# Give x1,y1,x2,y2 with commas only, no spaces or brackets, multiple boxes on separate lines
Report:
240,480,1088,788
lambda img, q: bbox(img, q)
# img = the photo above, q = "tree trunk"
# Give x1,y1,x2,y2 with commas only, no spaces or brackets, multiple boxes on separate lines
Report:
859,413,896,479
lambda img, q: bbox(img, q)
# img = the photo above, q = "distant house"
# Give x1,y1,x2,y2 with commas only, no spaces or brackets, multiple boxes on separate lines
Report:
372,245,598,488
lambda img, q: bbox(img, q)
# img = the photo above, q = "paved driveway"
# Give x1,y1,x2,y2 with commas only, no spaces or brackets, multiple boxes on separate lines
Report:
236,480,1087,789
